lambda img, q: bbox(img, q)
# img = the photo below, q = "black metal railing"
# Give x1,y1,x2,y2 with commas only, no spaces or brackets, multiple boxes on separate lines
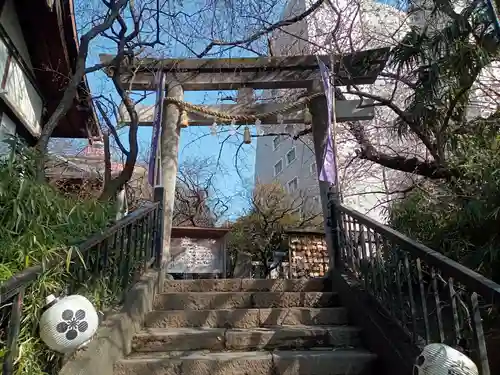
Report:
0,189,164,375
333,202,500,375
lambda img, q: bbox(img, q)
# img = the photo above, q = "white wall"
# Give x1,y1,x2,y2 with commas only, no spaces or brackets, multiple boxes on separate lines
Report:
254,0,322,218
271,0,310,55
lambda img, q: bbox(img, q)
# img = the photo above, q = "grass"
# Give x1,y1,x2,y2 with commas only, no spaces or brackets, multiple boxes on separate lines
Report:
0,142,116,375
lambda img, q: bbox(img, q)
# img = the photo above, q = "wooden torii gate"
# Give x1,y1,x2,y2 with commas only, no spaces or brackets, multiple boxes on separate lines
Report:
99,48,389,274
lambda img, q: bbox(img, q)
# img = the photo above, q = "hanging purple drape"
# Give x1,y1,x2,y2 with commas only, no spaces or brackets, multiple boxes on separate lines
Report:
316,57,337,185
148,72,166,186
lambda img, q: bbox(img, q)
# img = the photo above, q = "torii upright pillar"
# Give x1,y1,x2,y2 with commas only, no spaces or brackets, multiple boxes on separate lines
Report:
309,80,342,271
159,81,183,282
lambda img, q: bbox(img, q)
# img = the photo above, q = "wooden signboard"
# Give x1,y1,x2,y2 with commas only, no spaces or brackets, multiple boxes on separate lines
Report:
167,227,229,275
167,237,223,273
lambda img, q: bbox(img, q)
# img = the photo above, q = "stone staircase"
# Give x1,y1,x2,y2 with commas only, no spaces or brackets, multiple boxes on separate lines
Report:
114,278,376,375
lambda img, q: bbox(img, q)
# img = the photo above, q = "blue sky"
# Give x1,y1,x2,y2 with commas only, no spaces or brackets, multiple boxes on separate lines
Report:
72,0,409,221
76,1,286,220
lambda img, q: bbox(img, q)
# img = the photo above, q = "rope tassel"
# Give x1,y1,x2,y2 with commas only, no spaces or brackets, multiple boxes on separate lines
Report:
180,110,189,128
210,120,217,136
255,118,264,136
304,106,312,125
229,119,237,136
243,126,251,144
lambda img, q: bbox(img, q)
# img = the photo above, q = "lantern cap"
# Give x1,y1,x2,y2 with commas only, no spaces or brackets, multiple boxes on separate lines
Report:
45,294,57,305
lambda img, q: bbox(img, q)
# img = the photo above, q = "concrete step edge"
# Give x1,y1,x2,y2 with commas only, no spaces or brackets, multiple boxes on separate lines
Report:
157,292,338,295
132,325,362,352
146,307,346,312
120,349,376,362
134,325,362,337
163,278,331,293
115,349,376,375
153,292,341,310
144,307,350,328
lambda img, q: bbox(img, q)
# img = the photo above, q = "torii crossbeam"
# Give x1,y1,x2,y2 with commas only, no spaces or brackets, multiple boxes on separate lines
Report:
100,48,389,91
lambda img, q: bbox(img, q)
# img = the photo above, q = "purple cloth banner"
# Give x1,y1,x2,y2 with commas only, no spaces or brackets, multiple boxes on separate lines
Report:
148,72,166,186
316,57,337,185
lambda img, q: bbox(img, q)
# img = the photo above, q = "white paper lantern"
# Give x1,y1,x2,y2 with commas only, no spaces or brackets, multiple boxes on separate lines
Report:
414,343,478,375
39,294,99,354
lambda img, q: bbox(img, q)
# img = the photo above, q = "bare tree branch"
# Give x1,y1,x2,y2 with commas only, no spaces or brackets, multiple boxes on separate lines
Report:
196,0,325,57
35,0,132,179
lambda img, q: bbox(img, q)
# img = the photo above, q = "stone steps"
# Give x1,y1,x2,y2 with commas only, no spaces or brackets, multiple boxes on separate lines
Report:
115,278,375,375
154,292,340,310
115,349,376,375
132,325,361,352
145,307,349,328
163,278,330,292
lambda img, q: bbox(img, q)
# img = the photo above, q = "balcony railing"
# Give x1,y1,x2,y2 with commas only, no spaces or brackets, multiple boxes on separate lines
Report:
334,201,500,375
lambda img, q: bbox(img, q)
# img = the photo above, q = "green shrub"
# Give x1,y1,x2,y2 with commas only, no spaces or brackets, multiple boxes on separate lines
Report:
0,141,115,374
389,121,500,282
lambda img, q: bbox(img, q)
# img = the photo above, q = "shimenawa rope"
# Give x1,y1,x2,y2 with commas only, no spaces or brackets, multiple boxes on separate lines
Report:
163,92,323,122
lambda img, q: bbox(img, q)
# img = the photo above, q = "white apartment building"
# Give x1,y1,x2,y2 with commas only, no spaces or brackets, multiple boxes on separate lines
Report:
254,0,497,222
255,0,413,222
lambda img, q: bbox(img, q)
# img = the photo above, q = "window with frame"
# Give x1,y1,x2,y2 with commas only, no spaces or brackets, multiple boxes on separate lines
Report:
287,177,299,193
274,159,283,176
310,162,317,176
272,135,281,150
286,147,296,165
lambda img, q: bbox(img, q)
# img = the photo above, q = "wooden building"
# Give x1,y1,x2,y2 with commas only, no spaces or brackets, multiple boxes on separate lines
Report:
0,0,100,155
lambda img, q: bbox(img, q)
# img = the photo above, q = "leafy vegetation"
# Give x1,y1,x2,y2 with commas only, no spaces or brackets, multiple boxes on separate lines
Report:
0,141,115,375
389,120,500,282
